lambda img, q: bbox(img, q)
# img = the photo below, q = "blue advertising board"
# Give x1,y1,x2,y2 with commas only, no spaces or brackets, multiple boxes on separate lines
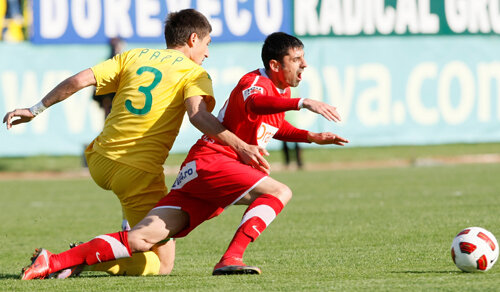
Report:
31,0,293,44
31,0,500,44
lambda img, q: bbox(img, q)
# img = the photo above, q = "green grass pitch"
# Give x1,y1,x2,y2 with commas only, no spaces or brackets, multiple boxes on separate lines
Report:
1,162,500,290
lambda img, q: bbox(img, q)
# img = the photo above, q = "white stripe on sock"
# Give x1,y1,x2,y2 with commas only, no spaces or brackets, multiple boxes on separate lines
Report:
238,205,276,228
94,235,131,259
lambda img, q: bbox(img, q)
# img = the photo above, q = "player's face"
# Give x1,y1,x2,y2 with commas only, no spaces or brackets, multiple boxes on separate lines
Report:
192,34,211,65
279,47,307,88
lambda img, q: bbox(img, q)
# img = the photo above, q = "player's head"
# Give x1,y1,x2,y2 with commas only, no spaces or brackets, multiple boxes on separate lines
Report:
261,32,307,88
164,9,212,65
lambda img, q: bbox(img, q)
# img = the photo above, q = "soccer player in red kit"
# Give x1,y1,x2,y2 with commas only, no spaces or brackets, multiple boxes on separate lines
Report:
20,32,349,279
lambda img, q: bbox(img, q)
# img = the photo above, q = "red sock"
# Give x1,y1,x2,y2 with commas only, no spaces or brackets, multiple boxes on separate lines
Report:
221,194,284,260
49,231,131,273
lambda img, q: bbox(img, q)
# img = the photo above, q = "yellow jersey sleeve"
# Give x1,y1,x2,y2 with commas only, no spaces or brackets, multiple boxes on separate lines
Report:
91,54,123,95
184,68,215,112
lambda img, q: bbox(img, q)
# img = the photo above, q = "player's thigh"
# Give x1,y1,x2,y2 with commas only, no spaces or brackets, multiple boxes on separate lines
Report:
237,176,292,206
130,208,189,248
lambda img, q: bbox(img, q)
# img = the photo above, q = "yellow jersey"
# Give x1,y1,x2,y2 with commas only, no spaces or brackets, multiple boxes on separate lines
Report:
89,48,215,174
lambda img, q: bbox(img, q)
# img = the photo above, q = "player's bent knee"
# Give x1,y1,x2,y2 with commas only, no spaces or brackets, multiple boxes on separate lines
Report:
277,184,293,205
268,182,292,205
246,177,293,206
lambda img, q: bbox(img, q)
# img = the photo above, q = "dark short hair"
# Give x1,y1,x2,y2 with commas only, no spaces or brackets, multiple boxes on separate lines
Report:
164,9,212,47
261,32,304,70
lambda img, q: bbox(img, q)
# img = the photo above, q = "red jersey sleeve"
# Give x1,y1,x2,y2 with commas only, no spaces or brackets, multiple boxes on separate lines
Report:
245,94,302,115
274,120,310,143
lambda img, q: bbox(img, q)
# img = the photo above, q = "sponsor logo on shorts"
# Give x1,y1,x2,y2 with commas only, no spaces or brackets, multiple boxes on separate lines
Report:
172,161,198,190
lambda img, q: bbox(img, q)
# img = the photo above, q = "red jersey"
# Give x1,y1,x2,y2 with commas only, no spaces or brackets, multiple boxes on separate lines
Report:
157,69,308,236
217,68,290,147
193,68,303,160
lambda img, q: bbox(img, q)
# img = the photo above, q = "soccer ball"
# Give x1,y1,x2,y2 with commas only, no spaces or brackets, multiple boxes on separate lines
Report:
451,227,499,272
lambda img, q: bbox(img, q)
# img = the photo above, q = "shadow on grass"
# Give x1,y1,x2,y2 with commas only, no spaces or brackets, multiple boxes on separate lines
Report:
0,274,21,279
0,273,116,280
392,270,461,274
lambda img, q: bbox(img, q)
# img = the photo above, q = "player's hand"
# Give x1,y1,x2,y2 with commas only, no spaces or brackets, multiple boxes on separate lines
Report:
238,144,271,174
307,132,349,146
302,99,341,122
3,108,35,130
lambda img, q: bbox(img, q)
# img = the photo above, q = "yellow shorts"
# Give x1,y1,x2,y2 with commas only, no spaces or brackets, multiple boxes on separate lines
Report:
85,145,168,227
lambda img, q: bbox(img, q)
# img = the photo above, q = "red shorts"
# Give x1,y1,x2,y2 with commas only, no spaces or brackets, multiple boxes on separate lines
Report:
153,146,268,238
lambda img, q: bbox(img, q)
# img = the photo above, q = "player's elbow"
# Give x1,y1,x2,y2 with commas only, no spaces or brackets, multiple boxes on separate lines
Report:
187,111,199,123
66,69,96,92
188,112,203,129
188,110,213,132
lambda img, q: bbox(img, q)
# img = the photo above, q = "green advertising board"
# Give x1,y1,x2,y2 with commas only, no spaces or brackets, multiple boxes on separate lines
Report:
294,0,500,37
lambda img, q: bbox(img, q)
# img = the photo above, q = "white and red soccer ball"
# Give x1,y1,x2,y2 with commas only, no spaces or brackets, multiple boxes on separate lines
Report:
451,227,499,272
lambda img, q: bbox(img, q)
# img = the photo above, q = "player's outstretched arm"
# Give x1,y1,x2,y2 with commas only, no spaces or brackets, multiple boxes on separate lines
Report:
302,98,341,122
274,120,348,146
307,132,349,146
185,96,270,174
3,69,96,129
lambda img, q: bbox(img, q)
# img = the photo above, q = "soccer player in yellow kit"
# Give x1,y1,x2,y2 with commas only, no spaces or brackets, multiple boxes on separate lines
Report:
3,9,269,277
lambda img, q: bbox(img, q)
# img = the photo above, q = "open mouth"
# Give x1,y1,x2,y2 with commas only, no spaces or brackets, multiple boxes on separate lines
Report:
297,72,302,80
